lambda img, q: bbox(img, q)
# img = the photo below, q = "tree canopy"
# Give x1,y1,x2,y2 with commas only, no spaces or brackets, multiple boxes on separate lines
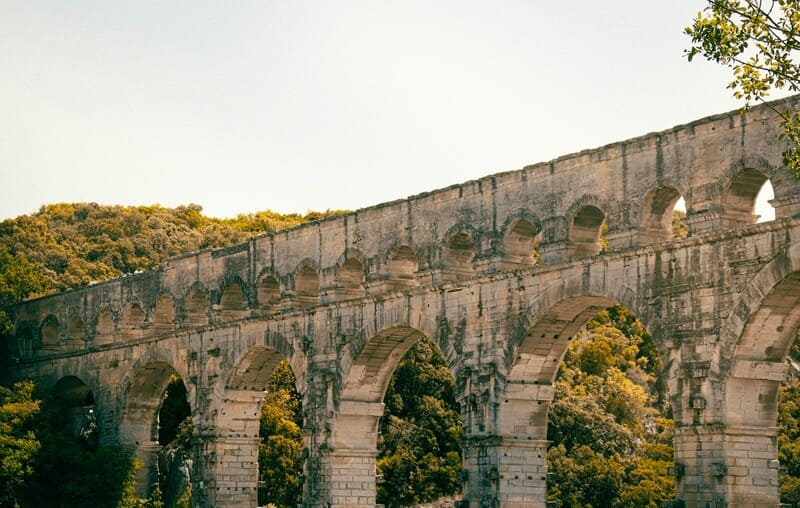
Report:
547,305,675,508
686,0,800,176
0,381,40,508
377,338,462,507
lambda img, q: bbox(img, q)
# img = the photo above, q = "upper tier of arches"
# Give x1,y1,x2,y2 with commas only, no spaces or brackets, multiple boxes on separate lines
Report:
12,98,800,352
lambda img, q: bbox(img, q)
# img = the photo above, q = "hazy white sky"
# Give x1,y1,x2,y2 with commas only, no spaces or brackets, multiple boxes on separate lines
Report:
0,1,782,220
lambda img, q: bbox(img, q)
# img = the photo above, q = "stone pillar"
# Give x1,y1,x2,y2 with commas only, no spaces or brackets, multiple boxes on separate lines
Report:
673,424,729,508
461,435,548,508
720,426,780,507
321,448,379,506
713,361,786,507
134,441,162,498
461,382,551,508
673,424,780,508
320,399,383,507
192,435,260,508
671,355,785,507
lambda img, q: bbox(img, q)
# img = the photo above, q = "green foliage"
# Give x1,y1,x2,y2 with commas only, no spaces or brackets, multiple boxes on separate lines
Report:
0,245,47,338
672,209,689,240
0,381,40,508
377,338,462,507
685,0,800,178
258,361,304,508
0,202,344,298
174,485,191,508
547,306,675,507
18,388,142,508
780,373,800,505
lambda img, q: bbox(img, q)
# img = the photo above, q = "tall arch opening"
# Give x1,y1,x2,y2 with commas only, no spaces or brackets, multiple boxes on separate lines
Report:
52,376,97,445
18,376,141,507
385,245,419,290
725,269,800,506
568,206,606,258
221,346,304,507
722,167,775,227
156,375,193,507
121,361,191,500
377,337,462,506
498,298,674,507
334,327,461,506
503,218,541,268
336,257,366,300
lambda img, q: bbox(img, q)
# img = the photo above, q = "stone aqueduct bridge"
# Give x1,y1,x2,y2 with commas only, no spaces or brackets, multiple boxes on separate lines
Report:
6,98,800,508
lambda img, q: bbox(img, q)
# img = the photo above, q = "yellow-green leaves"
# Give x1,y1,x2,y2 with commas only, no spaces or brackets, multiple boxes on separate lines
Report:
686,0,800,178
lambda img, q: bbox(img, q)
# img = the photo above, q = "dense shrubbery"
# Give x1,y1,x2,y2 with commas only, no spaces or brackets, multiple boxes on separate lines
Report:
546,305,675,508
377,339,462,507
779,344,800,506
0,381,40,508
0,202,345,297
11,384,156,508
258,361,304,507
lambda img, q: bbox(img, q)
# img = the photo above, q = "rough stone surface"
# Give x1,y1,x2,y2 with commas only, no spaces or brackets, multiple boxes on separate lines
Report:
5,97,800,507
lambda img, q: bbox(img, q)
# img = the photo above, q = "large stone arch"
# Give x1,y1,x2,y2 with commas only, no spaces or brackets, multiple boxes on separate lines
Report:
509,278,655,366
464,280,657,508
215,324,302,399
197,326,302,508
718,241,800,366
712,241,800,506
119,349,192,498
329,323,456,507
52,375,98,446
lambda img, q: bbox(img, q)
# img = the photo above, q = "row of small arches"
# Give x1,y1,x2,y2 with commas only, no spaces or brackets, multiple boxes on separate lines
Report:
33,171,776,349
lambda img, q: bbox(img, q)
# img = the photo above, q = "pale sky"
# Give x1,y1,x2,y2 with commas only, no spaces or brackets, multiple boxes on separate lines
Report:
0,1,782,221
